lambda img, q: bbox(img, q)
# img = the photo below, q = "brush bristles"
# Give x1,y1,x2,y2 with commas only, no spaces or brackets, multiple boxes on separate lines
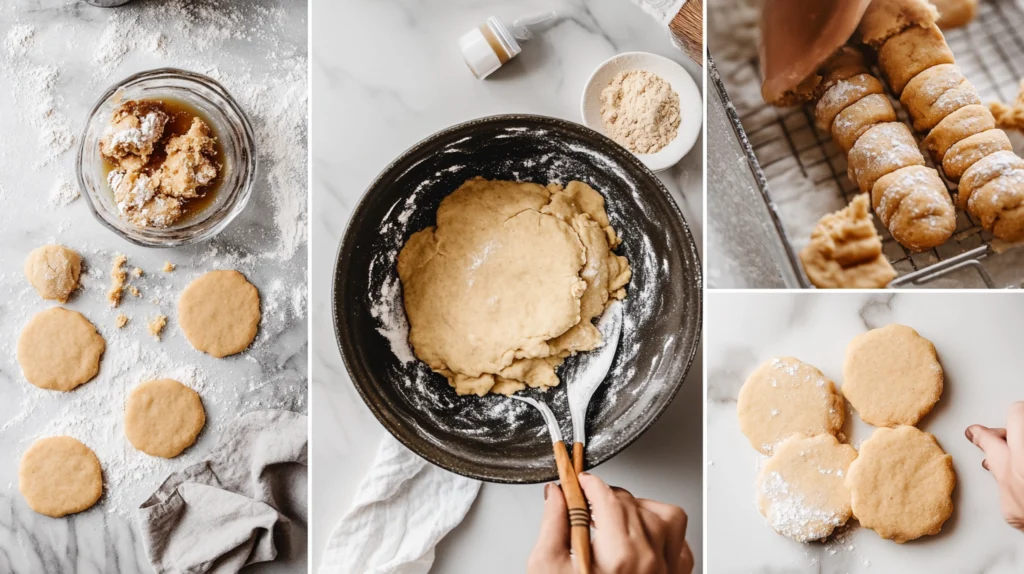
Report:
670,0,704,65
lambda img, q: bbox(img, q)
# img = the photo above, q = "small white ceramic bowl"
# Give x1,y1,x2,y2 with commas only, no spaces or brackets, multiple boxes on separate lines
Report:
581,51,703,172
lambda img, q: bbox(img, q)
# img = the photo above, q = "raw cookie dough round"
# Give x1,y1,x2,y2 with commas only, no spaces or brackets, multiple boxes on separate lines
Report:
815,74,884,133
848,123,925,194
842,324,943,427
17,308,105,392
24,244,81,303
19,436,102,517
756,434,858,542
179,270,261,358
877,24,956,96
846,425,955,543
871,165,955,252
398,178,630,397
737,357,845,455
125,379,205,458
831,94,898,153
923,104,996,163
942,129,1013,181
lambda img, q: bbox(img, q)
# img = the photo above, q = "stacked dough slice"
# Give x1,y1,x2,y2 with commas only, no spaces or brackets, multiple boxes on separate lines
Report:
737,324,956,544
859,0,1024,241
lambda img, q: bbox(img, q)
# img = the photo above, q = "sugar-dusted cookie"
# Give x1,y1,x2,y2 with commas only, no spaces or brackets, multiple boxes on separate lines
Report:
831,94,898,153
737,357,845,455
846,426,955,543
847,123,925,194
843,324,943,427
871,166,955,252
815,74,885,133
859,0,939,48
922,104,996,163
877,24,955,96
901,64,980,132
942,129,1013,181
756,434,858,542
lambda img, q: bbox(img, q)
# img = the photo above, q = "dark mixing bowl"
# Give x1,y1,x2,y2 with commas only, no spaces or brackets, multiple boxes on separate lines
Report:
333,115,701,483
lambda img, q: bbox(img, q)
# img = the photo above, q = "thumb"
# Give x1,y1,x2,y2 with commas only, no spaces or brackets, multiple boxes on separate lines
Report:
968,424,1011,477
529,484,573,571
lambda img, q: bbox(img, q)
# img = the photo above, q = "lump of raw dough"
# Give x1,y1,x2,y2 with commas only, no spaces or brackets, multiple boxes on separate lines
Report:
19,436,102,517
847,123,925,194
756,434,858,542
799,194,896,289
846,425,955,543
923,104,997,163
831,94,898,153
24,244,81,302
990,80,1024,132
108,168,183,228
877,24,955,96
17,308,105,392
933,0,978,29
179,270,261,358
737,357,845,455
125,379,205,458
842,324,943,427
99,100,168,169
858,0,938,49
871,165,956,252
942,129,1013,181
155,118,220,198
397,177,630,397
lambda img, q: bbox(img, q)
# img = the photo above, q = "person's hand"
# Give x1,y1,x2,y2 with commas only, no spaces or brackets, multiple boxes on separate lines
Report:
527,473,694,574
966,401,1024,531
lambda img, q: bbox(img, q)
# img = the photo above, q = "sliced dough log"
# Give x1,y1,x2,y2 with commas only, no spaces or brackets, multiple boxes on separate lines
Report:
933,0,978,29
901,64,981,131
922,104,996,163
816,74,885,133
968,170,1024,241
848,123,925,194
872,166,956,251
859,0,940,49
877,24,955,96
957,151,1024,209
832,94,899,153
943,130,1013,181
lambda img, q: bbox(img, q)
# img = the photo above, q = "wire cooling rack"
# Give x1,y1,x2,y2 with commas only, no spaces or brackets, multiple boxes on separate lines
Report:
724,0,1024,288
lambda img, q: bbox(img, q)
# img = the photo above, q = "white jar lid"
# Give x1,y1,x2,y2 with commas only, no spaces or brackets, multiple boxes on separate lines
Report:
458,27,502,79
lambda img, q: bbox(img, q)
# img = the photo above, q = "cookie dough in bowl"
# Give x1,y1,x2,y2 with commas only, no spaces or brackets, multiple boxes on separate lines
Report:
333,115,701,483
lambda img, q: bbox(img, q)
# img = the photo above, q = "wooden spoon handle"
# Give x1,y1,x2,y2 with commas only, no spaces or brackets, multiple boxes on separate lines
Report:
573,441,585,476
554,440,592,574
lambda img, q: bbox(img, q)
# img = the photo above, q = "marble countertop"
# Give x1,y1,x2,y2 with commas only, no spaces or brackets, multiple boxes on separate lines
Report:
310,0,704,572
706,292,1024,573
0,1,307,572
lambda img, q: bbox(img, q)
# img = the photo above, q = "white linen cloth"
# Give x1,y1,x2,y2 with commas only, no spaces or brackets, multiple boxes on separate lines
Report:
319,435,481,573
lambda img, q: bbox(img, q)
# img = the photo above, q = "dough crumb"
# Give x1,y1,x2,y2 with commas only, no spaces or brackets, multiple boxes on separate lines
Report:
990,80,1024,132
132,267,143,278
163,261,175,273
129,285,141,298
600,70,681,154
799,195,896,289
115,314,128,329
148,315,167,340
107,254,128,307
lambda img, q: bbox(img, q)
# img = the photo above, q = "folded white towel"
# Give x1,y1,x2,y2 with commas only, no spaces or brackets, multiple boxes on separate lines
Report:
319,435,482,574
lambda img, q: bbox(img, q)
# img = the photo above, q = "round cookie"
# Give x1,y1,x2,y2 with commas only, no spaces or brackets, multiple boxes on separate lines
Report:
19,436,103,517
842,324,943,427
17,308,105,392
125,379,206,458
942,129,1013,181
737,357,845,455
847,123,926,194
24,244,81,303
878,24,956,96
968,170,1024,241
922,104,996,163
756,434,858,542
815,74,885,133
179,270,261,358
901,65,980,132
871,166,955,251
831,94,898,153
846,426,955,543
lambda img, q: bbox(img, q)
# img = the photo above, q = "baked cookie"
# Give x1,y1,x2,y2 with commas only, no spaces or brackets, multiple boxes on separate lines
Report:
957,150,1024,209
843,324,943,427
942,129,1013,181
859,0,939,49
737,357,845,455
17,308,105,392
968,170,1024,241
19,436,103,518
846,426,955,543
815,74,885,133
922,104,996,163
901,65,980,132
848,123,925,194
756,434,858,542
178,270,261,358
871,166,955,251
799,194,897,289
877,24,956,96
933,0,978,29
831,94,899,153
24,244,81,303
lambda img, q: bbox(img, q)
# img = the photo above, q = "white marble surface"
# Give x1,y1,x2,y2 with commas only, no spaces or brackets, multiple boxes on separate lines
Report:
706,292,1024,573
0,1,308,572
311,0,704,572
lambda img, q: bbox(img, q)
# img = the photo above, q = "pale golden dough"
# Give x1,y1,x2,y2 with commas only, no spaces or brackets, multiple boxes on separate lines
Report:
24,245,81,303
737,357,845,455
942,129,1013,181
990,81,1024,131
877,24,955,96
17,308,105,392
818,46,872,93
831,94,899,153
847,123,925,194
957,150,1024,209
967,170,1024,241
858,0,939,48
871,166,955,251
397,178,630,397
842,324,943,427
922,104,996,163
933,0,978,29
799,194,896,289
815,74,885,133
19,436,102,517
179,270,261,358
125,379,205,458
901,64,980,132
846,426,955,543
756,434,858,542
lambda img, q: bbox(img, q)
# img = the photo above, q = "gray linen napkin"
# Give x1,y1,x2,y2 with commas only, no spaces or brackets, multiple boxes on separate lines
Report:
137,410,308,574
